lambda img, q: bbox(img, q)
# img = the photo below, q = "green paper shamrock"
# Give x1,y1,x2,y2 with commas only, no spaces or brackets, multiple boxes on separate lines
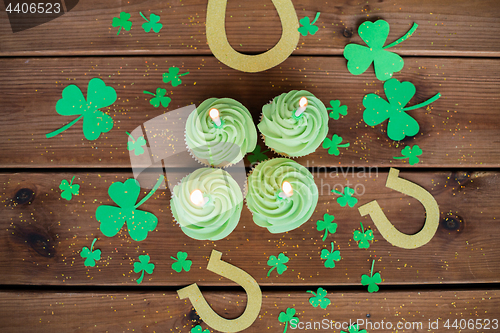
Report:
363,78,441,141
96,177,163,242
191,325,210,333
343,20,418,81
126,132,147,156
327,100,348,120
143,88,171,108
140,12,163,33
247,145,270,165
393,145,423,165
171,251,192,273
112,12,132,35
80,238,101,267
46,78,117,140
332,187,358,208
298,12,320,36
316,213,337,241
278,307,299,333
134,254,155,284
163,67,189,87
267,253,289,277
306,287,331,309
341,324,367,333
320,242,341,268
60,176,80,201
353,222,374,249
361,260,382,293
322,134,350,156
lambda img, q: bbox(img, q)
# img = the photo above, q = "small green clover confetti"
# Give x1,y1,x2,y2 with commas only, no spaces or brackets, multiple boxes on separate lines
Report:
332,187,358,208
298,12,320,36
80,238,101,267
327,100,348,120
322,134,350,156
306,287,331,309
46,78,117,140
112,12,132,35
320,242,341,268
247,145,270,164
96,177,163,242
316,213,337,241
363,78,441,141
163,67,189,87
59,176,79,201
341,324,367,333
190,325,210,333
393,145,423,165
361,260,382,293
267,253,289,277
343,20,418,81
134,254,155,284
143,88,171,108
278,307,299,333
171,251,192,273
140,12,163,33
353,222,374,249
126,132,147,156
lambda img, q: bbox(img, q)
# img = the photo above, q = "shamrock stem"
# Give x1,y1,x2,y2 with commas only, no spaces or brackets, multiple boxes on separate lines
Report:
322,230,328,242
338,143,350,148
117,26,122,35
267,266,277,277
139,12,149,22
311,12,321,25
402,93,442,111
371,260,375,277
46,115,84,138
134,176,164,209
360,222,364,234
306,291,316,296
143,91,156,96
125,131,136,143
70,176,75,186
330,242,334,253
136,270,145,284
90,238,97,252
178,72,190,77
170,257,178,261
283,321,288,333
383,23,418,49
392,156,408,160
332,189,342,196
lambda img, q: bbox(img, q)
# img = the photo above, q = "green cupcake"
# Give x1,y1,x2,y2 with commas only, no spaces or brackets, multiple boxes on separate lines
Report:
246,158,318,233
258,90,328,157
171,168,243,240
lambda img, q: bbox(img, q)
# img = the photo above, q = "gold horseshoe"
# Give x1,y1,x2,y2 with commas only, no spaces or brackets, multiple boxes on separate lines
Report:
358,168,439,249
177,250,262,332
206,0,300,73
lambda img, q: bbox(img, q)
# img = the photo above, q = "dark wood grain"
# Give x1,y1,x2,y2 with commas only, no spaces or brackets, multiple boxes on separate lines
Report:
1,170,498,286
0,56,498,168
0,0,499,57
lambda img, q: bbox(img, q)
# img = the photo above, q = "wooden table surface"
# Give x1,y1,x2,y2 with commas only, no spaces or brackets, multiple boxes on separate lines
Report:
0,0,499,332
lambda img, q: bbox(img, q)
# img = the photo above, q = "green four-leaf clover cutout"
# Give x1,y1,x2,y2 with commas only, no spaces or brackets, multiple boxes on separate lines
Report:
267,253,289,277
46,78,117,141
320,242,341,268
343,20,418,81
278,307,299,333
60,176,80,201
126,132,147,156
341,324,367,333
163,67,189,87
316,213,337,241
140,12,162,33
298,12,320,36
323,134,350,156
361,260,382,293
393,145,423,165
363,78,441,141
112,12,132,35
307,287,331,309
332,187,358,208
191,325,210,333
80,238,101,267
171,251,192,273
96,177,162,242
247,145,270,165
144,88,171,108
327,100,348,120
353,222,374,249
134,254,155,284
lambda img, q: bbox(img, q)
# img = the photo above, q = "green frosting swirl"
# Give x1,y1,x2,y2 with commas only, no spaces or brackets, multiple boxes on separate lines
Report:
185,98,257,167
171,168,243,240
246,158,318,233
258,90,328,157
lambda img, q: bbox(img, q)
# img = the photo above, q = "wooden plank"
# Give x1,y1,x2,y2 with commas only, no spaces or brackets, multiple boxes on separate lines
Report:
0,56,499,168
0,289,498,332
1,170,499,286
1,0,499,57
